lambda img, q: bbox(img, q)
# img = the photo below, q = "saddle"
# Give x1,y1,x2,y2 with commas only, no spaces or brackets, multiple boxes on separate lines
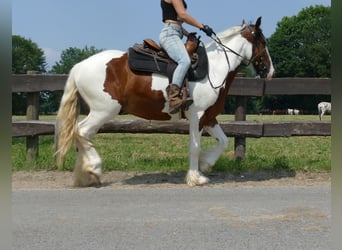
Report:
128,33,208,82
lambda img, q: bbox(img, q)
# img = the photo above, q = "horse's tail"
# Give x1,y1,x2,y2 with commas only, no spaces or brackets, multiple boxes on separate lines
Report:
55,66,81,168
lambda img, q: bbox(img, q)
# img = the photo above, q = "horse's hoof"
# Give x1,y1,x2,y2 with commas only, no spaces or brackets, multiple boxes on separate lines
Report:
73,171,101,187
185,170,210,187
88,172,102,188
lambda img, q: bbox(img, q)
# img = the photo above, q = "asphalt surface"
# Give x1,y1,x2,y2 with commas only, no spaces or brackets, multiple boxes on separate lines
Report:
13,185,331,250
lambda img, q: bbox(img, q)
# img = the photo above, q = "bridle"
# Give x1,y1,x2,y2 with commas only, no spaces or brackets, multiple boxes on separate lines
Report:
207,25,268,89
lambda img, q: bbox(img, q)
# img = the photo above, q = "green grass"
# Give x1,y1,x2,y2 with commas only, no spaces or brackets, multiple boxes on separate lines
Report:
12,115,331,174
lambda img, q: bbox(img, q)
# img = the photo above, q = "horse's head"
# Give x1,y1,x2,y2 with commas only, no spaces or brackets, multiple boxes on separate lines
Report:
241,17,275,80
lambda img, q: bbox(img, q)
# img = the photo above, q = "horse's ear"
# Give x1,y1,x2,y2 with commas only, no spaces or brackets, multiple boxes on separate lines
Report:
255,16,262,28
242,19,246,26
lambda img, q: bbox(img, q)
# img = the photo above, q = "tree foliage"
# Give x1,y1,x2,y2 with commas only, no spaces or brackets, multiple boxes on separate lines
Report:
12,35,46,74
50,46,103,74
255,5,331,113
12,35,47,114
268,5,331,77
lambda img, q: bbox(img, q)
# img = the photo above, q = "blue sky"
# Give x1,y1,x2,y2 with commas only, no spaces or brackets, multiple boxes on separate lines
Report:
12,0,331,69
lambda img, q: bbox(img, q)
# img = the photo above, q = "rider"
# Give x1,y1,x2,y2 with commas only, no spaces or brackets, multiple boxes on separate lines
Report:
159,0,214,114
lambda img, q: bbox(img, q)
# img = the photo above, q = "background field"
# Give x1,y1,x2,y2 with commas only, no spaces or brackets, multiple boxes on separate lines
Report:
12,115,331,175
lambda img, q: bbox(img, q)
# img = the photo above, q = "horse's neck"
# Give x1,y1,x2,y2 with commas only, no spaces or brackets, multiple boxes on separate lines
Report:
206,35,250,87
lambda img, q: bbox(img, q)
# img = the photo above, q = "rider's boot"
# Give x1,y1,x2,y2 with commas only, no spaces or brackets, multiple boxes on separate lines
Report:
166,84,193,114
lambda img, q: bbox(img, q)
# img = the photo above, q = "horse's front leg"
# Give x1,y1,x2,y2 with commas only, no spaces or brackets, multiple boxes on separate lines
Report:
199,124,229,172
186,118,210,186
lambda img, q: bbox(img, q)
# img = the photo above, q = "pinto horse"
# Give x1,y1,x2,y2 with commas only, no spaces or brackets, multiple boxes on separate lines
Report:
55,17,275,187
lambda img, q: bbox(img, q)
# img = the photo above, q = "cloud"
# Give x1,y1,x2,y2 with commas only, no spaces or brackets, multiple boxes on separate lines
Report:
42,47,60,70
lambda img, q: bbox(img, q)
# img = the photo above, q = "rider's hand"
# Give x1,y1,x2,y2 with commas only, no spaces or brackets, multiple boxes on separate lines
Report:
200,24,214,37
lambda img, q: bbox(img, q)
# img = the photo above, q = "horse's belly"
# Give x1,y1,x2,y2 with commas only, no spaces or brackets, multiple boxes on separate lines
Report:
123,90,172,121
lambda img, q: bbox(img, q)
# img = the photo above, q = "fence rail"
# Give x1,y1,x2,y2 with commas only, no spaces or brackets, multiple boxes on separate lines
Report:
12,74,331,161
12,120,331,138
12,74,331,95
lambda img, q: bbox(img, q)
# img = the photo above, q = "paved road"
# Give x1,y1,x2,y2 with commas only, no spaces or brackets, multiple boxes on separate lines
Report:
13,185,331,250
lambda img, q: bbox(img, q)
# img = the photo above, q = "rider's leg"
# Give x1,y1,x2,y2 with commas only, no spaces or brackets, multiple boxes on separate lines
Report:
159,23,192,113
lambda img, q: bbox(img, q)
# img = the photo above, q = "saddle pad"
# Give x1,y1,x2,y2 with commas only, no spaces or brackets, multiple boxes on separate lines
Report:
128,45,208,82
128,47,176,82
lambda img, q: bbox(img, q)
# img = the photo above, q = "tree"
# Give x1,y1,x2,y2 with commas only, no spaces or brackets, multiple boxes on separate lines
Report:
12,35,47,114
50,46,103,74
257,5,331,113
268,5,331,77
12,35,46,74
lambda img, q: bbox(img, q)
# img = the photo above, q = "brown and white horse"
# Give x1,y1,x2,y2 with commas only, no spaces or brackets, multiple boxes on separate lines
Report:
55,17,274,187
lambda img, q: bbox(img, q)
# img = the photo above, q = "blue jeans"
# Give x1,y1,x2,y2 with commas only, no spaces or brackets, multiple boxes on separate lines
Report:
159,23,191,88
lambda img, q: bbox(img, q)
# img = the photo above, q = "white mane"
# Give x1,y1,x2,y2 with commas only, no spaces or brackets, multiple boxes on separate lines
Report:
206,23,247,48
217,24,247,40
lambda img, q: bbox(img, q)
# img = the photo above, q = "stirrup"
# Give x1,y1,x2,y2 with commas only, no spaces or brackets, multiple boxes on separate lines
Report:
169,104,182,114
182,99,193,111
169,98,193,114
180,82,193,111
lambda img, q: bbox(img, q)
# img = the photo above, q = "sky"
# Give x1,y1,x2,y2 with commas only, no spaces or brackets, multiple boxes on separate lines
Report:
12,0,331,70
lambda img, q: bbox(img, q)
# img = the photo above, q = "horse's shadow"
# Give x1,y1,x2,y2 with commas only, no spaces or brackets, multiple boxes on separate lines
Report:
124,172,186,185
118,169,296,186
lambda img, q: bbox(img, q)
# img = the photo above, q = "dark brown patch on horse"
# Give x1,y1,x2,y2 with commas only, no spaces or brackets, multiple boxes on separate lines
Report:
199,70,238,130
241,17,264,44
103,53,172,120
240,20,271,78
241,25,265,58
103,54,128,105
240,26,255,43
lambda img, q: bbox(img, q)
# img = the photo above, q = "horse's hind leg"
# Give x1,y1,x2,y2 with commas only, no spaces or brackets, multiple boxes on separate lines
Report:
199,124,228,172
73,109,119,187
73,137,102,187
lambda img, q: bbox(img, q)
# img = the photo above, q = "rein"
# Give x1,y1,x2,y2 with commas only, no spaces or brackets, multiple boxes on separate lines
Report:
211,34,253,66
200,34,228,89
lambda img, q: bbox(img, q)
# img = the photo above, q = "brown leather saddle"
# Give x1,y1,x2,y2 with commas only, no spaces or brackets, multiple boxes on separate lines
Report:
128,33,208,82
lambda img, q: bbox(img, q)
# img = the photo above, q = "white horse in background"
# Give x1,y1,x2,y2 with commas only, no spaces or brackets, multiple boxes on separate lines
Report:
287,108,300,115
287,108,294,115
318,102,331,120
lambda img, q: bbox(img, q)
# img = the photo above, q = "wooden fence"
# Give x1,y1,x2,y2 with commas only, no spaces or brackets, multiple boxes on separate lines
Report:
12,74,331,161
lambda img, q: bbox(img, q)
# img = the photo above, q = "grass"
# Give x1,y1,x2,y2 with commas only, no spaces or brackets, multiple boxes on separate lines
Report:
12,114,331,174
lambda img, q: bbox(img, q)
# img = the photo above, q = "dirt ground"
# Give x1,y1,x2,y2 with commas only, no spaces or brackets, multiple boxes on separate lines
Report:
12,170,331,190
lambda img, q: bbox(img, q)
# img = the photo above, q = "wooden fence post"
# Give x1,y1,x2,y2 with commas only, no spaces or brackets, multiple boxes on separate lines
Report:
26,71,40,161
234,96,247,160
